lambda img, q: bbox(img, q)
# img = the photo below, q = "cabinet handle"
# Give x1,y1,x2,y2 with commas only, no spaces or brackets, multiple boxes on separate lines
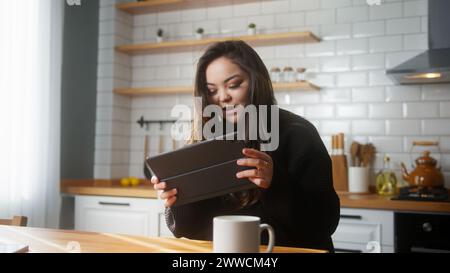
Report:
335,248,363,253
340,214,362,220
98,201,130,207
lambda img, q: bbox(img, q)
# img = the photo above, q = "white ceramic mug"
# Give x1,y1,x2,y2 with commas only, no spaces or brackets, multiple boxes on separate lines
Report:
213,215,275,253
348,166,369,193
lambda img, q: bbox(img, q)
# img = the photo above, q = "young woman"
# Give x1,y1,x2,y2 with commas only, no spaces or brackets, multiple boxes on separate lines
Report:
151,40,340,251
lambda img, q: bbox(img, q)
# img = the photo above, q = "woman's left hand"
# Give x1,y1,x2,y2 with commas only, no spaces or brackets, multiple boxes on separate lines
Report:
236,148,273,189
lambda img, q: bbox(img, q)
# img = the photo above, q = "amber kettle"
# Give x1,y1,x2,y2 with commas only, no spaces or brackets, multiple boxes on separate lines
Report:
401,149,444,188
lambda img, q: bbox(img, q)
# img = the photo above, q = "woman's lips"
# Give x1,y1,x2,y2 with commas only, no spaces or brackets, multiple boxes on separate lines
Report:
222,106,237,116
225,108,237,115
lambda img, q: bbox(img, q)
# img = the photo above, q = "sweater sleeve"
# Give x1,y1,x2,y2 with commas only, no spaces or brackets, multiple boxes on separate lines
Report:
165,197,219,240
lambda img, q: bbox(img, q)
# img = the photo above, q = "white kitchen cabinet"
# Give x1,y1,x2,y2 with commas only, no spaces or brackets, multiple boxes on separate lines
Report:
75,195,173,237
332,208,394,253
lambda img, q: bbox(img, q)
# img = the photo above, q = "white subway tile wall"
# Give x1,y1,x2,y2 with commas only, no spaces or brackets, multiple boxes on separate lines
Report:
96,0,450,188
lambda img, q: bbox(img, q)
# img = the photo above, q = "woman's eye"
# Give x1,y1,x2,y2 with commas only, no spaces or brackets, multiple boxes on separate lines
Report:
229,83,241,89
208,89,217,94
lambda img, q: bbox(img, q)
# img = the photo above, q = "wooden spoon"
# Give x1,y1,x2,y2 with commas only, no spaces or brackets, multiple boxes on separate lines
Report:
357,143,365,167
350,141,360,167
370,144,376,166
361,144,375,167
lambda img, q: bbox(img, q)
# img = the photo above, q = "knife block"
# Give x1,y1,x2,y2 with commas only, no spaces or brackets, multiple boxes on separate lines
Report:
331,154,348,192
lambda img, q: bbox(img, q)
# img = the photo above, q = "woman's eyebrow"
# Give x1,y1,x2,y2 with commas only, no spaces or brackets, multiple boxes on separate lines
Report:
223,74,241,83
206,74,241,86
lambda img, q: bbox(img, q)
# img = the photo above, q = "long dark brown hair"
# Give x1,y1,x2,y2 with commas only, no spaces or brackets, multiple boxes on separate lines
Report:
191,40,277,209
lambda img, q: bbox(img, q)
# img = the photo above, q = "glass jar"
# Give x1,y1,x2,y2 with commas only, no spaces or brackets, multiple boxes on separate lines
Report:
282,66,295,82
270,67,281,83
296,67,306,82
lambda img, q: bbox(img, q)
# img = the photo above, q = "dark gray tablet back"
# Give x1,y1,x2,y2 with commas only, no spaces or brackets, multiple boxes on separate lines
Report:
145,137,256,206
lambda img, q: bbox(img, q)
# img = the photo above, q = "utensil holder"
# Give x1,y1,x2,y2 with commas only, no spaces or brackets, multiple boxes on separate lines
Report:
348,166,369,193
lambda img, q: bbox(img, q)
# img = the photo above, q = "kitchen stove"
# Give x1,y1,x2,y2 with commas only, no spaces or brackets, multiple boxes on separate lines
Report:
392,186,449,202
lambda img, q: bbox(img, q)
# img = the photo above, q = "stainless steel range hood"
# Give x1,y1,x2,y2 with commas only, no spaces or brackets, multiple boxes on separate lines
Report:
386,0,450,84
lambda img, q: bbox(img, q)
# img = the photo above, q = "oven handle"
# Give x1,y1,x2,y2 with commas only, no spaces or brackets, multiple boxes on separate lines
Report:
411,247,450,253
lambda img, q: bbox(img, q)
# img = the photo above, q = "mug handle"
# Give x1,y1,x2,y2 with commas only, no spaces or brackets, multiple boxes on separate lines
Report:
259,224,275,253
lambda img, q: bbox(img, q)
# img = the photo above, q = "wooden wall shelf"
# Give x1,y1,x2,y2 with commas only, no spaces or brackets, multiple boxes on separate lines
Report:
274,81,321,91
115,85,193,95
114,81,320,96
116,0,259,15
115,32,320,55
117,0,183,14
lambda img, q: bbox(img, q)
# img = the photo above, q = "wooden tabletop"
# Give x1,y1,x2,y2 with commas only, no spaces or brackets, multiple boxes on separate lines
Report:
0,225,326,253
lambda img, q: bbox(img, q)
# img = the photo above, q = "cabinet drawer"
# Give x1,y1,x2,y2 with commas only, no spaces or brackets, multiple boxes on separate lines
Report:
333,222,380,244
75,195,160,237
78,207,150,236
334,241,393,253
334,241,369,253
336,208,394,246
76,195,155,211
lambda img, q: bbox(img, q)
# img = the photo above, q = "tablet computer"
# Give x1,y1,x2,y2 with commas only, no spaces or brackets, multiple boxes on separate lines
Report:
145,134,257,206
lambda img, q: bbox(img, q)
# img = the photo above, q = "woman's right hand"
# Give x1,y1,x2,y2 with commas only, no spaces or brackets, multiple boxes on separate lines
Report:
151,176,177,207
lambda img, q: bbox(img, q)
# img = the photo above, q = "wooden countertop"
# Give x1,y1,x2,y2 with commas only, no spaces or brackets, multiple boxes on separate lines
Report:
61,179,157,199
0,225,325,253
61,180,450,213
338,192,450,213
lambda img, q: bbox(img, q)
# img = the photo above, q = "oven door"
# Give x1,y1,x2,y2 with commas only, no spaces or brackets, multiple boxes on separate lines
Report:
395,212,450,253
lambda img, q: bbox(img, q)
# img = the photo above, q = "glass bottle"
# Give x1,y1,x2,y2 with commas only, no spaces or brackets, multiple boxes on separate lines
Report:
376,155,398,196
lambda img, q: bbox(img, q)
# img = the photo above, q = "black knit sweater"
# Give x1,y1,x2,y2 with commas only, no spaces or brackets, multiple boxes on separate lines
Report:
165,108,340,252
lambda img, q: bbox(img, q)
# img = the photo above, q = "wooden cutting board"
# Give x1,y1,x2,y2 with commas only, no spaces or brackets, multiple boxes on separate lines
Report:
331,154,348,192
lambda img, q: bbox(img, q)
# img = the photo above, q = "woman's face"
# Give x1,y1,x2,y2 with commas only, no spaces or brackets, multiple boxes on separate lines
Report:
205,57,250,124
